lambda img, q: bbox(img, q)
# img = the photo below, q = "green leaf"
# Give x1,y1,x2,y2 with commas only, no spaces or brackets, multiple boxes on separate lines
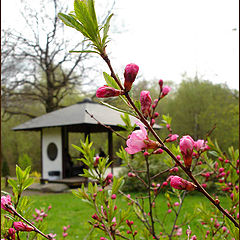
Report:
69,50,99,54
102,13,113,45
103,72,120,90
100,101,136,117
8,179,18,191
208,151,219,157
58,13,88,36
134,100,141,112
22,178,34,190
16,165,23,182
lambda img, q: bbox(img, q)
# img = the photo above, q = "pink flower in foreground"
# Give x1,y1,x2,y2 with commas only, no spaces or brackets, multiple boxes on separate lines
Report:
96,85,123,98
13,222,34,232
179,135,195,169
166,134,179,142
124,63,139,91
194,140,210,152
125,121,159,154
161,86,171,98
1,195,14,214
8,228,16,240
140,91,152,118
167,176,196,191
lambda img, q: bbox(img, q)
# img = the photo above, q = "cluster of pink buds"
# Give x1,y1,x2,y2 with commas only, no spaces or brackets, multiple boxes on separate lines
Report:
3,228,16,240
62,225,70,237
1,195,15,214
13,222,34,232
96,63,139,98
32,207,50,222
103,173,113,187
167,176,196,191
126,220,137,236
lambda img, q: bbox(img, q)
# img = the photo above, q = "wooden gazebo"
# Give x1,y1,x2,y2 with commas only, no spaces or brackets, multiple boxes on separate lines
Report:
13,98,161,183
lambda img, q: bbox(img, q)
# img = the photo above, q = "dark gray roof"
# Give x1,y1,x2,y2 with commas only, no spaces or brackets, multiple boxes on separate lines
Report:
13,99,161,132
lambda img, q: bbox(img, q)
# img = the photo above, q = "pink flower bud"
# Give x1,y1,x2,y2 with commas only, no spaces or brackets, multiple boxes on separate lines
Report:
191,236,197,240
63,226,67,232
159,79,163,88
124,63,139,91
127,230,132,234
168,209,172,213
140,91,152,118
1,195,14,214
13,222,34,232
179,135,195,169
92,213,100,221
162,181,168,187
154,112,159,118
218,157,224,162
111,194,117,199
166,134,179,142
202,183,207,188
174,202,180,206
222,226,227,232
63,233,68,237
151,119,155,125
225,159,230,163
154,99,158,105
161,86,171,97
176,155,181,160
144,151,150,156
48,205,52,210
168,175,196,191
96,85,123,98
153,148,163,154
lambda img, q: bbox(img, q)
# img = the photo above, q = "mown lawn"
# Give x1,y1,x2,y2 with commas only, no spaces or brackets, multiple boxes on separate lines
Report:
28,191,231,239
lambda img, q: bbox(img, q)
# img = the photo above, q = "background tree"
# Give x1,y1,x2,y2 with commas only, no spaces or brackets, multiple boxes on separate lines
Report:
1,0,93,120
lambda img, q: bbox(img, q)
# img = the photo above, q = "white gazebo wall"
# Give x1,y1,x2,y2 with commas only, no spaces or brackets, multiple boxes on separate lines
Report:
42,127,62,179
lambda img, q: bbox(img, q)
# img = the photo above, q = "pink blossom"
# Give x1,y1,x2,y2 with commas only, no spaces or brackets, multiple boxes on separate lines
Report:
111,194,117,199
63,226,68,232
153,148,163,154
175,227,182,236
62,233,68,237
125,121,159,154
174,202,180,206
162,181,168,187
194,139,204,151
166,134,179,142
124,63,139,91
191,236,197,240
96,85,123,98
1,195,14,214
13,222,34,232
161,86,171,97
140,91,152,118
168,176,196,191
154,112,159,118
179,135,195,169
222,226,227,232
168,209,172,213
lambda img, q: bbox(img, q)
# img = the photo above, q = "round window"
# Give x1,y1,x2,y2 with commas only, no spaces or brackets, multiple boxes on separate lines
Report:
47,142,58,161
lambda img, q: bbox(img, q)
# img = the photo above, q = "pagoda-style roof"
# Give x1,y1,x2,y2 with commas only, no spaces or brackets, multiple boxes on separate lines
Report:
13,98,161,133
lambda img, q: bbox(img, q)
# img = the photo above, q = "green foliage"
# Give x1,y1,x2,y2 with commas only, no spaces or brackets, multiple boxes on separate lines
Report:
18,153,32,170
59,0,113,55
8,165,34,202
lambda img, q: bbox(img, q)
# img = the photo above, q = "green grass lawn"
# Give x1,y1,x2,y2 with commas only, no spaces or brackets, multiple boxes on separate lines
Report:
28,191,231,239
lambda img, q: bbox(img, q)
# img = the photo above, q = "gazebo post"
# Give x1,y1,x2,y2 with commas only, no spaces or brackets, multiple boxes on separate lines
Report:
108,131,113,174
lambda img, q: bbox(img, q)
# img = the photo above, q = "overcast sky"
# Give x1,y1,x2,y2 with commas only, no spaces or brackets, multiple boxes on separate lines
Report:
2,0,239,90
